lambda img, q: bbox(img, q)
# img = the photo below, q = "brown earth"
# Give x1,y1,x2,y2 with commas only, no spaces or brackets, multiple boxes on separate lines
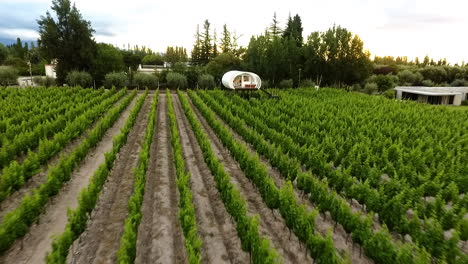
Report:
183,93,312,264
135,94,187,264
0,94,128,222
67,94,152,264
172,94,249,264
0,94,138,264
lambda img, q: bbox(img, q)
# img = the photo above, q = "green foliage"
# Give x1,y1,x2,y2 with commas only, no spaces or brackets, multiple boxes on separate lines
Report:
141,54,164,65
0,88,134,254
299,78,316,88
383,89,395,99
167,90,202,263
33,76,56,87
278,79,293,88
165,46,187,66
205,53,241,81
450,79,468,87
132,73,158,89
0,66,19,86
197,74,215,89
364,82,378,94
104,72,128,89
37,0,96,85
196,88,457,263
47,90,143,263
66,70,92,87
166,72,187,89
0,43,7,64
421,79,435,87
117,90,157,263
181,90,280,263
366,74,398,93
91,43,125,86
461,100,468,106
172,62,187,74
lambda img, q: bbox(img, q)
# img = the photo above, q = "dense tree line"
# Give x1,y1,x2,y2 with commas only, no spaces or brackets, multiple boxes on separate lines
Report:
2,0,467,90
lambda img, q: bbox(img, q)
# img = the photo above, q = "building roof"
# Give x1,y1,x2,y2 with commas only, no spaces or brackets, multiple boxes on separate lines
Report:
395,86,468,96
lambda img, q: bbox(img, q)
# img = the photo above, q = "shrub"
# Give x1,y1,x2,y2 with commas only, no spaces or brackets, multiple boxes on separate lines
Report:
0,66,19,86
299,78,316,88
261,80,271,88
351,83,362,91
66,70,92,87
33,76,56,87
450,79,468,87
197,74,215,89
278,79,293,89
104,72,128,89
132,73,158,89
461,100,468,106
383,89,396,99
166,72,187,89
367,74,398,93
364,82,378,95
421,79,435,87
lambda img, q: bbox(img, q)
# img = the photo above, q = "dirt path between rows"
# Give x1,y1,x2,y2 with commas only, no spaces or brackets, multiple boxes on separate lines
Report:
183,94,311,264
0,95,138,264
135,94,187,264
67,95,152,264
172,94,249,264
0,94,127,222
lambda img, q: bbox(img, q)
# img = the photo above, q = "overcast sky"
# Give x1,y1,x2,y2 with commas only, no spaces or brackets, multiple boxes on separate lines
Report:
1,0,467,64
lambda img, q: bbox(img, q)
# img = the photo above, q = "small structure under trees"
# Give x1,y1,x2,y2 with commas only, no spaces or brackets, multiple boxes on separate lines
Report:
395,86,468,105
222,71,261,90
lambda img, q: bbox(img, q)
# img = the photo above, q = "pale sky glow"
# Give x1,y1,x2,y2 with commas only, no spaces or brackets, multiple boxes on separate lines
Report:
1,0,467,64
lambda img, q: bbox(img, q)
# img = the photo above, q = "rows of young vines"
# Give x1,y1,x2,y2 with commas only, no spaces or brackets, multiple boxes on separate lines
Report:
196,88,467,264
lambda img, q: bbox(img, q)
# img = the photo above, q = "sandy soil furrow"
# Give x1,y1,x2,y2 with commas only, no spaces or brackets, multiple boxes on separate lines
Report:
185,94,312,264
0,95,139,264
135,94,187,264
0,94,127,222
189,94,375,263
172,94,248,264
67,95,152,264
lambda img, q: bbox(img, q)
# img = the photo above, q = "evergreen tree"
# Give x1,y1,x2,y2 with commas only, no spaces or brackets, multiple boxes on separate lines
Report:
282,14,303,47
212,28,218,59
220,24,232,53
269,12,282,37
37,0,96,85
200,19,213,65
191,24,202,65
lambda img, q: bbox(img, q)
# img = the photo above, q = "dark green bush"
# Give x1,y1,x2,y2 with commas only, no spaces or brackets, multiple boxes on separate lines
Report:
132,73,158,89
0,66,19,86
278,79,293,89
66,70,92,88
197,74,215,89
166,72,187,89
104,72,128,89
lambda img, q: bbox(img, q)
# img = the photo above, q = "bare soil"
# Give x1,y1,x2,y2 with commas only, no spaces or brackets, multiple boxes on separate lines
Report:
184,94,312,264
67,95,152,264
135,94,187,264
0,95,138,264
0,95,127,222
172,94,249,264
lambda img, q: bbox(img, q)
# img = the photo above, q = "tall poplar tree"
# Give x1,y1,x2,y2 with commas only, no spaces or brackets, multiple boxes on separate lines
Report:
191,25,202,65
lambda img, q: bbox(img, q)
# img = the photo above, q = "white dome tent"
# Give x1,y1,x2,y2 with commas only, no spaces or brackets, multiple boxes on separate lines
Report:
222,71,262,90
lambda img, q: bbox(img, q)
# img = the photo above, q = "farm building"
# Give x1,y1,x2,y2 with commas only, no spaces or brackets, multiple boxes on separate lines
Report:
395,86,468,105
222,71,261,90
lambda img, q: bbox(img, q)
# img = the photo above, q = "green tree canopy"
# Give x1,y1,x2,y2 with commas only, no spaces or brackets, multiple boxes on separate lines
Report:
91,43,125,86
37,0,96,84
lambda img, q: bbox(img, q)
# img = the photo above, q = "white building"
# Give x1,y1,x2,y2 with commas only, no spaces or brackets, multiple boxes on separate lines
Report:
136,64,169,74
395,86,468,106
45,63,57,79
